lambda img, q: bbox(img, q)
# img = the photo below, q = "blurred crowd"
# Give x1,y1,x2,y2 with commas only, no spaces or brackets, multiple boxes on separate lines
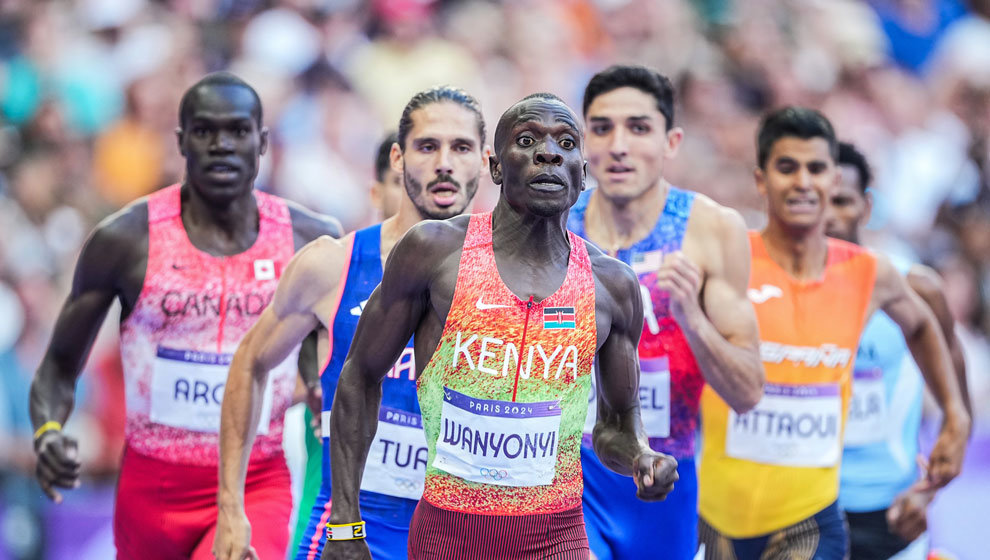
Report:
1,0,989,558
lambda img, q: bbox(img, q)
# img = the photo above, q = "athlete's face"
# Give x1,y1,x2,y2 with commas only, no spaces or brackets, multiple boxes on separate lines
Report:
371,163,403,220
585,87,682,204
394,102,485,220
824,165,871,244
755,136,837,233
177,85,267,204
491,98,585,218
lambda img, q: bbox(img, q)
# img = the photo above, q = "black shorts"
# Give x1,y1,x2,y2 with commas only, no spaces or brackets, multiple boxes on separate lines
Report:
846,508,912,560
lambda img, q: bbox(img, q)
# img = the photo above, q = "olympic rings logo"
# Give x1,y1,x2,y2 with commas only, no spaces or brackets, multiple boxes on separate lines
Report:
392,477,421,490
479,468,509,481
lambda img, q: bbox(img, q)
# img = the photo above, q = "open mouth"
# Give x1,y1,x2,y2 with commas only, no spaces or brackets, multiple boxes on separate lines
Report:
784,197,819,214
204,162,240,180
428,181,459,207
529,173,566,192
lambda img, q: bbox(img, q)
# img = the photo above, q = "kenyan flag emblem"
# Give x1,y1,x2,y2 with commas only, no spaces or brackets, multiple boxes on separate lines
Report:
543,307,576,330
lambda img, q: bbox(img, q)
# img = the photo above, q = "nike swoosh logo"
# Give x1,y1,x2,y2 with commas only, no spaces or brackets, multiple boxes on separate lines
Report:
171,264,188,271
476,297,510,310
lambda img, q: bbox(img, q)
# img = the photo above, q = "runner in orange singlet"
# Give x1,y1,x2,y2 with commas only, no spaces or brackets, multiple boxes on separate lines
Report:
697,107,970,560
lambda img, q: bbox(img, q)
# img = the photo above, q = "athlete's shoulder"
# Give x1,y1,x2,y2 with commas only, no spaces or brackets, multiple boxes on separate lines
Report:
905,263,944,297
827,236,876,264
284,199,345,244
401,215,471,254
585,241,639,298
86,197,150,257
686,192,748,240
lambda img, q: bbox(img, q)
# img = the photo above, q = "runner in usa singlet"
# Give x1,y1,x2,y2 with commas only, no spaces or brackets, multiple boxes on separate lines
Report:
410,212,596,558
699,232,875,556
297,224,423,560
568,186,703,560
114,183,297,558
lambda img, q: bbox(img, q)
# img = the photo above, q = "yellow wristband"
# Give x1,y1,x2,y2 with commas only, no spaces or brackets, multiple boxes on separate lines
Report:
33,421,62,441
325,521,366,540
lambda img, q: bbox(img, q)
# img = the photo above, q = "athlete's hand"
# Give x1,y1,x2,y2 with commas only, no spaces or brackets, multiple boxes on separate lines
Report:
656,252,703,327
320,538,372,560
632,451,678,502
887,485,934,542
34,430,81,503
927,414,968,488
212,507,258,560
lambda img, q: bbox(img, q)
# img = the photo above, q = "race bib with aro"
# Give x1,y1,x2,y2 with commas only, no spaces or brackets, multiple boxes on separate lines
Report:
725,383,842,468
584,356,670,439
433,387,561,487
150,346,274,434
844,367,887,447
322,406,428,500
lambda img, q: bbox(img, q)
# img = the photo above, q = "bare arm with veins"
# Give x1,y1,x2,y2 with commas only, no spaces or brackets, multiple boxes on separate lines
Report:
870,255,970,489
214,235,349,560
591,252,679,501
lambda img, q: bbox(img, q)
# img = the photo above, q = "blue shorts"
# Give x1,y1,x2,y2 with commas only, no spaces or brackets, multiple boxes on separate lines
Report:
294,486,417,560
698,501,848,560
581,447,699,560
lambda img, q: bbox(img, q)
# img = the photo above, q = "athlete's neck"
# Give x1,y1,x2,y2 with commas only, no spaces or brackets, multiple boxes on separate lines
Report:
760,219,829,282
585,180,668,254
379,204,425,264
491,199,571,268
180,182,259,256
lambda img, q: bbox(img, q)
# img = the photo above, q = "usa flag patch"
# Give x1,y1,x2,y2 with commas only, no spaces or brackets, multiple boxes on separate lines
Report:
543,307,576,329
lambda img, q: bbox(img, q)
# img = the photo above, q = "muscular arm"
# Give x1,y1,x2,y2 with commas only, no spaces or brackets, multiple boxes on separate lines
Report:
29,206,143,502
326,225,440,527
907,265,971,416
872,256,970,487
682,207,764,412
218,237,346,513
592,257,677,500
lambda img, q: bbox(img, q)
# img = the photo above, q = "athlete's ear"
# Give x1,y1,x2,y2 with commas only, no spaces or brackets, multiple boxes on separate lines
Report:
489,154,502,185
482,144,493,172
665,127,684,159
864,188,875,225
582,160,588,191
390,142,404,175
175,127,186,157
259,126,269,156
754,166,767,198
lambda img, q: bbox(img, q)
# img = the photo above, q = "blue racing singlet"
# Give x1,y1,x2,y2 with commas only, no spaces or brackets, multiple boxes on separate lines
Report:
568,186,701,560
840,256,922,513
296,224,422,560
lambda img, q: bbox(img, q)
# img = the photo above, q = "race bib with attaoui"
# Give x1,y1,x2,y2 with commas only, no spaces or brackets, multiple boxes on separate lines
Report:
726,382,842,467
347,406,428,500
433,387,561,487
844,367,887,447
150,346,274,434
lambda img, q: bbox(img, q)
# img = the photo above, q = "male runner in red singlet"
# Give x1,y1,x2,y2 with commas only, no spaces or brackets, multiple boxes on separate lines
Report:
28,72,341,560
322,93,679,560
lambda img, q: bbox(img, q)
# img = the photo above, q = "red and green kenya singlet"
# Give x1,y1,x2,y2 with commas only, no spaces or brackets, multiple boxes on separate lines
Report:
417,213,597,516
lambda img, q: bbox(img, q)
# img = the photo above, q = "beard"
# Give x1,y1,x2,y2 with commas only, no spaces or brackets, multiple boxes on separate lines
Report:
405,171,479,220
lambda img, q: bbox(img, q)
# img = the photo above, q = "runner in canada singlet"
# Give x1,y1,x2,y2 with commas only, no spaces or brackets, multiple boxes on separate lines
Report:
569,186,702,560
114,183,297,559
409,212,595,557
297,224,422,560
119,183,297,465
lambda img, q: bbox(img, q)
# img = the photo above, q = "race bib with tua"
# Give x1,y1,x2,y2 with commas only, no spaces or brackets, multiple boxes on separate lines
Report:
433,387,561,487
844,367,887,447
150,346,274,434
726,383,841,467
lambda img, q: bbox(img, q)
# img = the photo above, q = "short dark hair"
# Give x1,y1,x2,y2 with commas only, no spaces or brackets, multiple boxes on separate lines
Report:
583,65,675,130
178,72,263,127
493,93,576,153
375,131,398,181
756,106,837,169
397,86,485,150
837,141,872,194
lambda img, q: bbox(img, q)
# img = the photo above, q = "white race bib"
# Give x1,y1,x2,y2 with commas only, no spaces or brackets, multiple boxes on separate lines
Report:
150,346,274,434
433,387,561,487
583,357,670,440
726,383,841,467
361,406,427,500
639,357,671,439
844,368,887,447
